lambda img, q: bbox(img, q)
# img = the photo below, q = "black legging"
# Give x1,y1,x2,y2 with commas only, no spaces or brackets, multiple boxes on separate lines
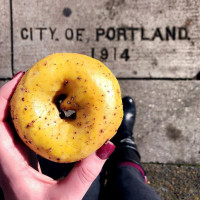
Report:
83,163,161,200
36,156,161,200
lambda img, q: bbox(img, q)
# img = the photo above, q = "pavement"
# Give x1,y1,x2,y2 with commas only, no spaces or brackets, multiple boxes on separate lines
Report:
143,163,200,200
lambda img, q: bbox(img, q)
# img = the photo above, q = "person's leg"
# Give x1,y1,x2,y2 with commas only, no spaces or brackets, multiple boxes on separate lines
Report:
82,175,101,200
37,155,74,180
104,162,160,200
0,187,5,200
102,96,161,200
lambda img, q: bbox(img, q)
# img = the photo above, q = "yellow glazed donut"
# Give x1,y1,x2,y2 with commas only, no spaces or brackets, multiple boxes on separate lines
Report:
10,53,123,163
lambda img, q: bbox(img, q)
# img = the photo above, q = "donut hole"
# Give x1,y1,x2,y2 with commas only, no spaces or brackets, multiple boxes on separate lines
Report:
62,110,76,119
54,94,76,120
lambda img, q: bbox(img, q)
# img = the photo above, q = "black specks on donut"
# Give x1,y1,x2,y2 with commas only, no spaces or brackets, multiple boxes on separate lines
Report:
114,113,116,116
44,61,47,66
77,77,82,80
87,131,89,134
100,129,104,133
45,117,47,120
49,148,52,152
26,122,33,128
57,158,60,161
73,137,75,139
67,101,71,104
71,97,74,101
77,122,82,126
74,131,77,134
103,116,106,119
64,80,69,86
24,108,27,111
85,121,89,124
22,97,24,101
23,135,27,139
88,124,93,129
83,113,86,118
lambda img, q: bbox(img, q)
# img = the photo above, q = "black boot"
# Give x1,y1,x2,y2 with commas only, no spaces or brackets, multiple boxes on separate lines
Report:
110,96,141,166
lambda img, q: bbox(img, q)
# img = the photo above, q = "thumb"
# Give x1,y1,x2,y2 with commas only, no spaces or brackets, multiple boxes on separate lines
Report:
54,141,115,200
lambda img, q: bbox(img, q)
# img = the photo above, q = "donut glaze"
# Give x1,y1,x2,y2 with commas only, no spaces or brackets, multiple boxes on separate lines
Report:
10,53,123,163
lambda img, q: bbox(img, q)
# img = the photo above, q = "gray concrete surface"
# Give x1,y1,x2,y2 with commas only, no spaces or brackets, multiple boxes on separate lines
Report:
11,0,200,78
119,80,200,164
0,0,12,78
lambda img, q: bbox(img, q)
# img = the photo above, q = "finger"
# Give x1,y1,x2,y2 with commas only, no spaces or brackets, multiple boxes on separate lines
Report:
53,142,115,200
0,71,24,122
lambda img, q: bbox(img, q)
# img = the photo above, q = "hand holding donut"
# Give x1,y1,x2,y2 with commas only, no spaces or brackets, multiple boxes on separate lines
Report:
0,72,115,200
10,54,123,163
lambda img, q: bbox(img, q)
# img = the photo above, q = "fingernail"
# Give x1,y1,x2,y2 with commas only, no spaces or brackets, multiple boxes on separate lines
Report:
12,71,25,79
96,141,115,160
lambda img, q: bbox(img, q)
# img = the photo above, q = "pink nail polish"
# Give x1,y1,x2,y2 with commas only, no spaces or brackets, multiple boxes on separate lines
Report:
96,141,115,160
12,71,25,79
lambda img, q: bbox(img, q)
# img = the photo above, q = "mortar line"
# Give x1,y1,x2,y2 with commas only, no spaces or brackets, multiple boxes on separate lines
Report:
0,78,12,81
117,77,195,81
9,0,14,77
142,162,200,167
